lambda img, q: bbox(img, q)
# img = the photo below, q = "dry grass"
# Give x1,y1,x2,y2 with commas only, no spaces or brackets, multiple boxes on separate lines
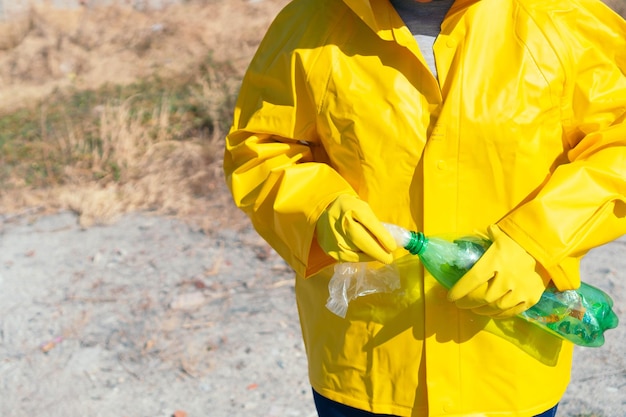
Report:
0,0,289,230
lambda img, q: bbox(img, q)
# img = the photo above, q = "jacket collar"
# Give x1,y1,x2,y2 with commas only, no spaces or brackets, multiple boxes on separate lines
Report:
341,0,480,40
341,0,397,41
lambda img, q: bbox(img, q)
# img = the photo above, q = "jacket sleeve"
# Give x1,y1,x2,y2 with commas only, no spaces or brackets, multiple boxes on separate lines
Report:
223,9,354,278
498,5,626,291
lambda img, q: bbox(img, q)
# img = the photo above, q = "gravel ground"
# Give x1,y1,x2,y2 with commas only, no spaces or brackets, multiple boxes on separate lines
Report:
0,211,315,417
0,211,624,417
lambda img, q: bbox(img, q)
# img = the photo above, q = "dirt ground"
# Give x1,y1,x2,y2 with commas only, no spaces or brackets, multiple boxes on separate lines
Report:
1,1,625,417
0,208,315,417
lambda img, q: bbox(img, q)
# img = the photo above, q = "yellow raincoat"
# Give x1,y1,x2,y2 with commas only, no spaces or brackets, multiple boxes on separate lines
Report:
224,0,626,415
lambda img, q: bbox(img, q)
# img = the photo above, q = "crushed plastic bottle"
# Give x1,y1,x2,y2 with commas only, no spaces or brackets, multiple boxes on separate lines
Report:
383,223,619,347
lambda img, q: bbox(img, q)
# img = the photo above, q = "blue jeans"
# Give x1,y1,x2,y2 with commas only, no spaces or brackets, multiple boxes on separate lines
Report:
312,390,559,417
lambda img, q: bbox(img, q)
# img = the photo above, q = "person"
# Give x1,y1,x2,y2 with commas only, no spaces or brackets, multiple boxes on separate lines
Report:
223,0,626,416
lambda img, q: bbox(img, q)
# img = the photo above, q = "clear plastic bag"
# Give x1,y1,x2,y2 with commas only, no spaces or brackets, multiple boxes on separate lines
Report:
326,262,401,318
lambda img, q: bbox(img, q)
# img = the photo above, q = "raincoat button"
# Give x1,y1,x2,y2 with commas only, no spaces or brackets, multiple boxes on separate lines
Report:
442,401,454,412
436,160,447,170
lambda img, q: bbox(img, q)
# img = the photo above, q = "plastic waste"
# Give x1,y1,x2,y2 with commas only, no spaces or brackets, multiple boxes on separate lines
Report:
325,262,401,319
382,223,620,347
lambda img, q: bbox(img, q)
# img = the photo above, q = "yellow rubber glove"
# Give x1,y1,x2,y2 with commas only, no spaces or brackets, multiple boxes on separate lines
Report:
316,194,397,264
447,224,550,319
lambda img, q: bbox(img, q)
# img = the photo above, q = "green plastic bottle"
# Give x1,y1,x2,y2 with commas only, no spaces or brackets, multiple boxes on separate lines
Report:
383,223,620,347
